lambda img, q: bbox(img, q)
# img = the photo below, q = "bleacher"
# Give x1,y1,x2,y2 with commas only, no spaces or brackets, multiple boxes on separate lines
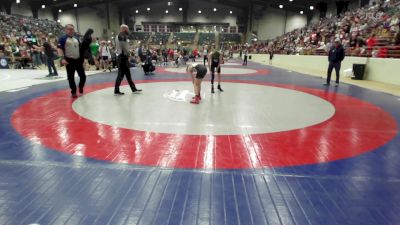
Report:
387,46,400,58
150,33,170,44
0,13,64,69
130,32,151,41
220,33,241,44
172,33,196,44
0,13,64,37
252,1,400,59
199,33,215,45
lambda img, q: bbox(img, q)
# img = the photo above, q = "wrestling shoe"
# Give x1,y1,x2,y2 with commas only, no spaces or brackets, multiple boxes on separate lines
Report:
190,97,200,104
192,95,202,100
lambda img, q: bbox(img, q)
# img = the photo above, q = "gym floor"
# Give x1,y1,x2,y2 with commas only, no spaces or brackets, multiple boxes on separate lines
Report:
0,60,399,225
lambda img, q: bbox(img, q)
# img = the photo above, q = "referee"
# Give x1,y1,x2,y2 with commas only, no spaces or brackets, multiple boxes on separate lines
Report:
57,24,86,98
114,24,142,95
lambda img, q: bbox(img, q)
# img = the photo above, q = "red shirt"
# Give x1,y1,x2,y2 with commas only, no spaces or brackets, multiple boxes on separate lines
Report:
367,37,376,48
378,48,388,58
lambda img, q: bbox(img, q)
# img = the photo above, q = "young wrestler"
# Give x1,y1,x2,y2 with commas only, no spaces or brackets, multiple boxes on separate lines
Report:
208,49,224,93
187,64,207,104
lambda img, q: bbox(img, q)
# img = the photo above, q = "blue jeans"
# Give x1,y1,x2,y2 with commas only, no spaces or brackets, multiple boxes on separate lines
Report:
32,52,42,67
47,56,58,75
327,62,341,84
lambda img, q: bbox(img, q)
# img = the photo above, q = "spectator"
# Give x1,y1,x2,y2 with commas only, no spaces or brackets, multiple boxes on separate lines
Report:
378,47,388,57
89,37,100,70
367,34,377,54
268,49,274,65
349,33,358,48
99,41,111,72
3,43,12,57
34,36,58,76
395,28,400,45
324,39,345,87
25,31,41,68
243,48,248,65
162,48,168,65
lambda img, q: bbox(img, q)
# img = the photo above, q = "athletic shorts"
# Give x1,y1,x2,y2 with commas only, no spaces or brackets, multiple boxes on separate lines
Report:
195,65,207,79
211,63,221,73
102,56,109,61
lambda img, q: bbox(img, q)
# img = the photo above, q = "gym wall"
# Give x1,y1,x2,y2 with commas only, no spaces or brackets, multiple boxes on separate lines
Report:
250,54,400,86
252,7,307,41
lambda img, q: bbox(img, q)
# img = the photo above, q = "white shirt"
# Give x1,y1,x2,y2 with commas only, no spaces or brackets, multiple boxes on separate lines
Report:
100,45,111,58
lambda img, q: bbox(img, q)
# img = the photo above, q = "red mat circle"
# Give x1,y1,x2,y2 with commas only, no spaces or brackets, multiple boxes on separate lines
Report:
11,80,398,169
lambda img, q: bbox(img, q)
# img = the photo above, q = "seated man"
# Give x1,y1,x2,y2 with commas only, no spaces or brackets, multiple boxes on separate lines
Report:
129,56,137,67
142,54,155,75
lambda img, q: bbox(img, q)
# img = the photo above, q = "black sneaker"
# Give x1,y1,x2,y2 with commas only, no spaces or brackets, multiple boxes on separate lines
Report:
323,83,330,86
211,86,215,94
335,83,339,87
114,92,125,95
79,87,84,94
132,89,142,93
71,93,78,98
218,85,224,92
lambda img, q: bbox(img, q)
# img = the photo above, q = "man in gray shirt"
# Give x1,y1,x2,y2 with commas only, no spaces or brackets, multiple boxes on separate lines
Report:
114,24,142,95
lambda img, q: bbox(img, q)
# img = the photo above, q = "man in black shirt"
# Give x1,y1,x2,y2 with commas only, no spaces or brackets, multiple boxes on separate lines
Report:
34,36,58,76
27,32,42,68
114,24,142,95
208,49,224,93
138,45,144,62
269,49,274,65
324,39,345,87
162,49,168,65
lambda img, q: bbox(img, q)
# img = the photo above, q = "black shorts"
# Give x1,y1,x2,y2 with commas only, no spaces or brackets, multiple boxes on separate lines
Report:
211,63,221,73
195,65,207,79
102,56,109,61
